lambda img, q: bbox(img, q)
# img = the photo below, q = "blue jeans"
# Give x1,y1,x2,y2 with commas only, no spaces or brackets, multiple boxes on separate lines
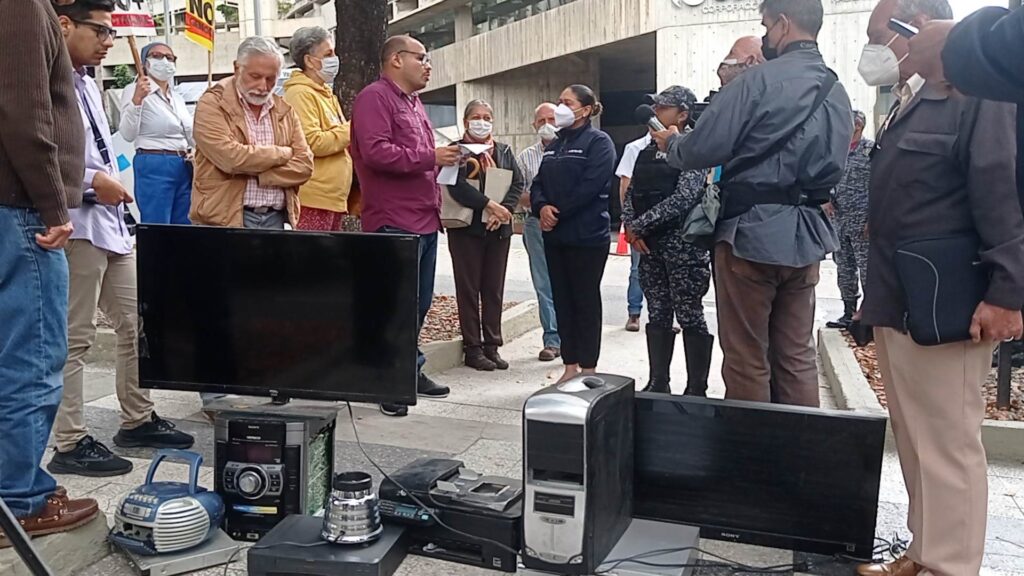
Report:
0,207,67,516
628,248,644,316
134,153,193,224
522,216,559,348
378,227,437,373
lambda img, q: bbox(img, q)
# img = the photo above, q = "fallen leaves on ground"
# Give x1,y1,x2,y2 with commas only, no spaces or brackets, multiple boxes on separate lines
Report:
420,295,519,344
843,332,1023,421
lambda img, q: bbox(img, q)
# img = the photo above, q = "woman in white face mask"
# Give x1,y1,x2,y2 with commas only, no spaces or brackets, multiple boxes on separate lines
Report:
283,26,353,231
530,84,617,383
117,42,195,224
445,100,526,371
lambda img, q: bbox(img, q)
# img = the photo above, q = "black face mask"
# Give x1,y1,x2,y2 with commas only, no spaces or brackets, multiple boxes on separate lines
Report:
762,35,778,60
762,18,783,61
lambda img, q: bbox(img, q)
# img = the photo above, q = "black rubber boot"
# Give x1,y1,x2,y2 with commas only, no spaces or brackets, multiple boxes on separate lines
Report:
642,325,675,393
826,299,858,329
682,330,714,397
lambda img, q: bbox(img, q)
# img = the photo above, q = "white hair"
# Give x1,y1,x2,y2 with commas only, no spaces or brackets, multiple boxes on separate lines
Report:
237,36,284,68
290,26,332,70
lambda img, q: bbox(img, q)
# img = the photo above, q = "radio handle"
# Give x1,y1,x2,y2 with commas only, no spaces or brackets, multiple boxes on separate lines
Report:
146,449,204,494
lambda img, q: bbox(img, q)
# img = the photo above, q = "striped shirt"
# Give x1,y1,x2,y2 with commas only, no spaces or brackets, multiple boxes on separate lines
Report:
239,92,285,210
516,141,545,194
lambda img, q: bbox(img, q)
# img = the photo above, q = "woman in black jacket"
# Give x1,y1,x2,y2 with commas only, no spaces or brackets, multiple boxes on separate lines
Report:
447,100,525,371
531,85,617,383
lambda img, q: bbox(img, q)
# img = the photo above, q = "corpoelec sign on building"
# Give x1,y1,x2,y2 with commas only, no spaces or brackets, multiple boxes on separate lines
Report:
672,0,865,12
672,0,760,13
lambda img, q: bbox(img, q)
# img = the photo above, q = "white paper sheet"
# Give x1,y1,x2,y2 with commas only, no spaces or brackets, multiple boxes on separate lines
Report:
459,143,493,155
435,143,494,185
437,165,459,186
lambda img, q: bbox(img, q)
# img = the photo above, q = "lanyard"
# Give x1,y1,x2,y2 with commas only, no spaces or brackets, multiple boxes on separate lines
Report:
79,87,112,168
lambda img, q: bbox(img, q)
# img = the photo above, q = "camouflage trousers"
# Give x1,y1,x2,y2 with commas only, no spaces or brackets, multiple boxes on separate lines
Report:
638,234,711,334
834,221,868,303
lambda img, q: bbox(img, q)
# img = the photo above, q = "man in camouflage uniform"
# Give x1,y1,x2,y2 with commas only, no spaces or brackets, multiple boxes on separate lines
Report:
622,86,713,396
826,110,873,329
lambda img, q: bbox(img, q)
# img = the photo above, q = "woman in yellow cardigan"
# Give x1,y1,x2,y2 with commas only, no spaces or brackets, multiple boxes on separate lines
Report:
284,27,353,231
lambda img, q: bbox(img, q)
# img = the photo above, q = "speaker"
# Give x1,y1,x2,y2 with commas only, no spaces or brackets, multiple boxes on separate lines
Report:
214,405,335,541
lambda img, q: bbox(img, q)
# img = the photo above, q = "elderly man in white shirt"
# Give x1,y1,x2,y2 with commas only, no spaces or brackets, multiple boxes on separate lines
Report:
118,41,194,224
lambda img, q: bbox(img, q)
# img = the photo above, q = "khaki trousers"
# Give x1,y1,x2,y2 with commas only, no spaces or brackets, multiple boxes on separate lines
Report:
55,240,152,452
875,328,990,576
714,243,820,407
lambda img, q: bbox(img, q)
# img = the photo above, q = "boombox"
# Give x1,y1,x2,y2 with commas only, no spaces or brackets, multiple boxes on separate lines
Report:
214,405,336,541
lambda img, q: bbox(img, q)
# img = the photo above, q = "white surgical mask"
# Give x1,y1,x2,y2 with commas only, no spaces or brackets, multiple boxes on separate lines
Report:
537,122,558,142
857,35,905,87
468,119,493,139
553,103,578,129
147,58,176,82
318,55,340,84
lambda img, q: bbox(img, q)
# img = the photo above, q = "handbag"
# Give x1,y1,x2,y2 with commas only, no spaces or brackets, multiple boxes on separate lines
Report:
441,180,476,229
440,164,514,230
893,234,989,346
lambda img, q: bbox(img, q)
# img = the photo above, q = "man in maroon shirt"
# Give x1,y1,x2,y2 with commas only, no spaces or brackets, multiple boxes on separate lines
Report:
351,35,460,417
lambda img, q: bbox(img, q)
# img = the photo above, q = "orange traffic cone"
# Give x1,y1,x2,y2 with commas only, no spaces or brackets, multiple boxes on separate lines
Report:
614,224,629,256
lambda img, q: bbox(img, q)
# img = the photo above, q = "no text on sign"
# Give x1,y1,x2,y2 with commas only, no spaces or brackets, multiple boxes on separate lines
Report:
186,0,216,51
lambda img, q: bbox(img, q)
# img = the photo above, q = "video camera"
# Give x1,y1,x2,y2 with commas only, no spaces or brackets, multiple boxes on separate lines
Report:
691,90,717,124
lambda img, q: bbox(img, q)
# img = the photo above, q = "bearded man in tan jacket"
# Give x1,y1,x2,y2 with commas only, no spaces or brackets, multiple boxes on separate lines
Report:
192,36,313,229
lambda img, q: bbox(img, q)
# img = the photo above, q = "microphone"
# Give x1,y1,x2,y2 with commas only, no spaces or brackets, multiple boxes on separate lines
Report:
635,104,666,131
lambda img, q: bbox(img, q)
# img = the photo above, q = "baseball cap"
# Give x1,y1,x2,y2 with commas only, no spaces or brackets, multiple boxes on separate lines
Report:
646,85,698,110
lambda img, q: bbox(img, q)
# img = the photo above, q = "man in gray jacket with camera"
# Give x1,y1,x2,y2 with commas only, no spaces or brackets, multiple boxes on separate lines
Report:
653,0,852,407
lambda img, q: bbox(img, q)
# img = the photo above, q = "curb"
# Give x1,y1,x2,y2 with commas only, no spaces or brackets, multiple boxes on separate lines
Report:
88,300,542,371
0,514,109,576
818,328,1024,462
85,328,117,366
423,300,540,375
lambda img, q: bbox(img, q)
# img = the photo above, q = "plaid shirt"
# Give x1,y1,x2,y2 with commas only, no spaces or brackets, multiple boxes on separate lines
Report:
239,92,285,210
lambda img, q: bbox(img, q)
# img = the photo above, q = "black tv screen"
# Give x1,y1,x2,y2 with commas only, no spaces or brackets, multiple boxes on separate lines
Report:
137,225,419,405
634,395,886,559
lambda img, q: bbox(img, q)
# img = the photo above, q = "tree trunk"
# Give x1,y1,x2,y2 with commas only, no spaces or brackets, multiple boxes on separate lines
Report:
334,0,388,120
334,0,387,223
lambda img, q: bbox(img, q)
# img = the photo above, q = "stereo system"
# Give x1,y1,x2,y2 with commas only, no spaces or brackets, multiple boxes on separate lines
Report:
213,404,336,541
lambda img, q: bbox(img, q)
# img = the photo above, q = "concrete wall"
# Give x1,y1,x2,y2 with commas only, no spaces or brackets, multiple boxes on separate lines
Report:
456,54,600,154
654,0,878,135
428,0,651,90
236,0,333,38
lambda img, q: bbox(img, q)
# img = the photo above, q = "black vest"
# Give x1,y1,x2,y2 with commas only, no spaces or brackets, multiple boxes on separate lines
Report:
631,143,680,221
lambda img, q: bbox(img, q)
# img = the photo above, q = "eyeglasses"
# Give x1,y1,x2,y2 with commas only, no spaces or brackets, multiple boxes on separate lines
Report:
72,19,118,41
398,50,431,65
148,53,177,62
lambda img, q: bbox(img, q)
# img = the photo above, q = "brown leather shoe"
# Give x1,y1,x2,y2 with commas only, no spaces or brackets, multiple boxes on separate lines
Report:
538,347,561,362
625,315,641,332
465,349,496,371
0,492,100,548
857,556,921,576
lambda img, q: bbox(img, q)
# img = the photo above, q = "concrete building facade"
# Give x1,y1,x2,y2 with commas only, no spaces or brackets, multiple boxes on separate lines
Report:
388,0,879,153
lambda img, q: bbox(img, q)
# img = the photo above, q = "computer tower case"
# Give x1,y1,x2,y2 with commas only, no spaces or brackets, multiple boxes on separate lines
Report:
521,374,634,574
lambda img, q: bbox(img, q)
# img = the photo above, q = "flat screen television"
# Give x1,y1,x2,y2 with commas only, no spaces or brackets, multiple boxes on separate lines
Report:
137,225,420,405
633,394,886,560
